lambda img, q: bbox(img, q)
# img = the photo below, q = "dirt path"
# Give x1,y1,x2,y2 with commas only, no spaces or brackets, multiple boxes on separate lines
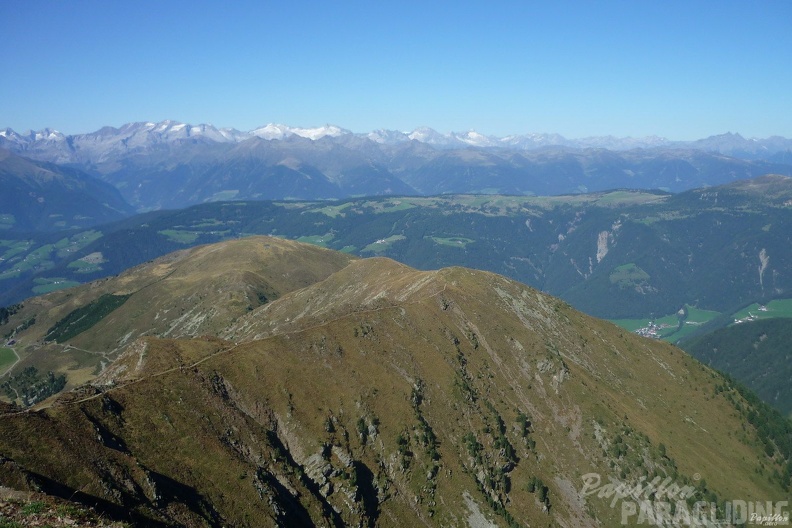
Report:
1,282,449,415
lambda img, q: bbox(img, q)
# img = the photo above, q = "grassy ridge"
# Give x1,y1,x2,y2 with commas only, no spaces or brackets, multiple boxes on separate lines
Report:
0,237,789,525
0,251,789,525
2,181,792,324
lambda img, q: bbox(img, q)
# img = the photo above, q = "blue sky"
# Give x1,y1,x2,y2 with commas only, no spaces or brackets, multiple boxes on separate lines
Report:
2,0,791,139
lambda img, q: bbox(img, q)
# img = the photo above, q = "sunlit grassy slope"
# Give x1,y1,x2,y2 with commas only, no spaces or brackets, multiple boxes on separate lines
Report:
0,237,788,526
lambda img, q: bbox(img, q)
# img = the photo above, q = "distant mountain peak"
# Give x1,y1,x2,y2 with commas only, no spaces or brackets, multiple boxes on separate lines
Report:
250,123,351,141
366,129,410,144
452,129,500,147
407,126,463,146
3,120,790,153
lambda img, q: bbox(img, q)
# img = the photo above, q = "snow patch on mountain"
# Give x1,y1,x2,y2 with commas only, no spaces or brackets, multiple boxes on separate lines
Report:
366,129,410,144
454,130,499,147
2,120,792,165
251,124,351,141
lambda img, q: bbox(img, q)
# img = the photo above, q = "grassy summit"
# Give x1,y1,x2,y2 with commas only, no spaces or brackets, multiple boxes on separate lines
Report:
0,237,789,526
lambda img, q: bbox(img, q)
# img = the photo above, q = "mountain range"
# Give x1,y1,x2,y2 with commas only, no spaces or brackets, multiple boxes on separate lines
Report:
0,236,789,526
4,120,792,157
5,170,792,425
3,121,792,212
0,149,134,231
2,116,792,526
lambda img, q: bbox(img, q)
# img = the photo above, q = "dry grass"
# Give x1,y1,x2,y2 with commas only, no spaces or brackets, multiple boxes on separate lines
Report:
0,237,787,526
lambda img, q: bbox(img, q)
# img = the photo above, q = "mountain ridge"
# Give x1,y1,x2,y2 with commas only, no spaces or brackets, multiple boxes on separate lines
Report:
3,175,792,322
4,120,792,155
3,121,792,212
0,236,789,526
0,148,135,231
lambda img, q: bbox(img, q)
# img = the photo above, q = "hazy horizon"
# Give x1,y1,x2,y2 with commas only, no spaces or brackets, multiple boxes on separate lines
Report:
2,1,791,140
3,119,788,143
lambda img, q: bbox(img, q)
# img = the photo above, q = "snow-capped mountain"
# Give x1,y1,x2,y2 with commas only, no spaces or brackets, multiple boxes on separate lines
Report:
684,132,792,160
500,132,568,149
3,119,792,213
452,130,501,148
4,120,792,161
1,120,249,164
406,126,464,146
366,129,411,144
250,123,352,141
0,127,68,148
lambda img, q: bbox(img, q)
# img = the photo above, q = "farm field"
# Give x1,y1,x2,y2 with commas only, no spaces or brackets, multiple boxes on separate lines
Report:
0,347,17,376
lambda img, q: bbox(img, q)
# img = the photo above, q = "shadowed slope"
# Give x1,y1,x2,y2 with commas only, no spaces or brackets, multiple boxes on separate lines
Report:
0,243,787,526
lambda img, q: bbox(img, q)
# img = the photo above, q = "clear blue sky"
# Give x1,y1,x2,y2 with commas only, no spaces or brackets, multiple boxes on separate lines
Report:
2,0,791,139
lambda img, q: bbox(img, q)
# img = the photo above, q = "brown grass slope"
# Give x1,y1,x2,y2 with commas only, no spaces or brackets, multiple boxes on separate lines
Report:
0,237,354,396
0,238,788,527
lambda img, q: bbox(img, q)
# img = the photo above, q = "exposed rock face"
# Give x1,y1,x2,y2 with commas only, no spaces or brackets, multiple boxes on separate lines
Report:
0,237,788,526
596,230,610,263
759,248,770,290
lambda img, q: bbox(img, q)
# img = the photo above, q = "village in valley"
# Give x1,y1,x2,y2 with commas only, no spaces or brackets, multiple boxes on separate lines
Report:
625,302,789,343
